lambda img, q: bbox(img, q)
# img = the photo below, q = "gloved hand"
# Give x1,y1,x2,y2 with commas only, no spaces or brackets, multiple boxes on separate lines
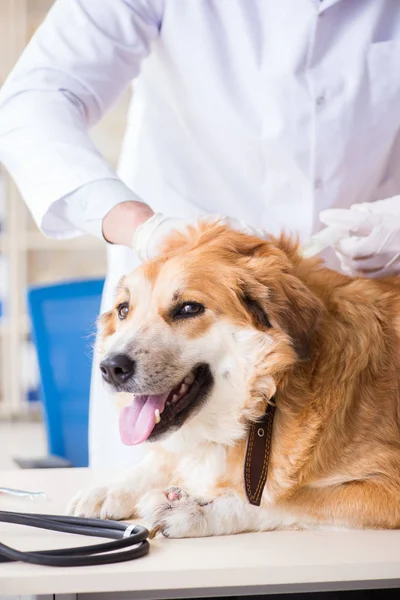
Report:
132,213,266,262
319,197,400,278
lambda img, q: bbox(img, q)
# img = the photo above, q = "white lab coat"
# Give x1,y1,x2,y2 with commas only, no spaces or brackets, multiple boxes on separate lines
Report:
1,0,400,468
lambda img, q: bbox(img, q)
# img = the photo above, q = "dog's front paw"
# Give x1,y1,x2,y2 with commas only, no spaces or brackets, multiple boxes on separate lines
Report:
67,484,137,521
139,486,212,538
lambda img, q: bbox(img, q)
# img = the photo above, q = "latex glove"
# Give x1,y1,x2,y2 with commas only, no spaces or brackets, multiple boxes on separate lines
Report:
319,197,400,277
132,213,267,262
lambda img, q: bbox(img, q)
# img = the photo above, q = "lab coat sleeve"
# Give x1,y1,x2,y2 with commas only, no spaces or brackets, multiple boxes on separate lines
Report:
0,0,163,238
49,178,139,240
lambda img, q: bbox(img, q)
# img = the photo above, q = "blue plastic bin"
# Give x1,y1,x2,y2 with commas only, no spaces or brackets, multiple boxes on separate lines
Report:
27,279,104,467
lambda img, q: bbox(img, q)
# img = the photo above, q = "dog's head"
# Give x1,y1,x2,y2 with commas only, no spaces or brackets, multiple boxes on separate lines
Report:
98,222,323,447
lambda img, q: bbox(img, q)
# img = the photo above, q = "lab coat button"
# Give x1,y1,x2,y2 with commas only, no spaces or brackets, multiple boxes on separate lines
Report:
314,178,323,190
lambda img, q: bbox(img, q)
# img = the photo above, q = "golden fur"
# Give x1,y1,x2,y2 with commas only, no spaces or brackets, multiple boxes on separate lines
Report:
70,222,400,534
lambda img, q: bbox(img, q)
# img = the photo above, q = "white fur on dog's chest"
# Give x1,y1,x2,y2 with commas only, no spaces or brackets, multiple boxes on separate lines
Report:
162,438,228,497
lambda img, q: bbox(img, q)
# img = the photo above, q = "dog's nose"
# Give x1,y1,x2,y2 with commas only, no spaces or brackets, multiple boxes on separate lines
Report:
100,354,135,386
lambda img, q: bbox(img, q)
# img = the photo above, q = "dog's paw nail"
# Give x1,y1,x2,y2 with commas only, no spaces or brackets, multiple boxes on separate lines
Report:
149,525,163,539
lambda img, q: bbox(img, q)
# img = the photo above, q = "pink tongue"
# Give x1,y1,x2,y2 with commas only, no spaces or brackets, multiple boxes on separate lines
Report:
119,392,169,445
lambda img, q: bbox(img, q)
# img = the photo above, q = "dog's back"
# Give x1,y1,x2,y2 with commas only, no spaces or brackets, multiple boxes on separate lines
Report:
269,242,400,528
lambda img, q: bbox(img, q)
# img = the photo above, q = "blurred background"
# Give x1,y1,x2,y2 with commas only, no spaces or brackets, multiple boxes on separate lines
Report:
0,1,130,468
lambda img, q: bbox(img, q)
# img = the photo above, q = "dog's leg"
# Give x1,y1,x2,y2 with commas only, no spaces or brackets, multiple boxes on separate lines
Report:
68,448,171,520
139,487,288,538
285,480,400,529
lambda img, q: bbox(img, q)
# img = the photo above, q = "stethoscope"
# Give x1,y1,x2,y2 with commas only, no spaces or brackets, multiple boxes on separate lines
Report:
0,509,149,567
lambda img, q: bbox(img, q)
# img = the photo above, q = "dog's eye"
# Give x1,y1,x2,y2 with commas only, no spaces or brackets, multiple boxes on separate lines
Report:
175,302,205,318
117,302,129,320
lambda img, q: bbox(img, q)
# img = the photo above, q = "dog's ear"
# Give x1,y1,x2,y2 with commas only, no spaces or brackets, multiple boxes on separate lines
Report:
239,285,273,331
268,274,324,359
240,275,324,360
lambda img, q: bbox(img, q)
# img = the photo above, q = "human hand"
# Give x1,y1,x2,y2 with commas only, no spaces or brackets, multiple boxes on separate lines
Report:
102,201,154,246
319,197,400,277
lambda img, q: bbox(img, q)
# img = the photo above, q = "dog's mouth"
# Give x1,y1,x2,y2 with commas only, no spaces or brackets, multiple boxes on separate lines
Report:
118,364,213,445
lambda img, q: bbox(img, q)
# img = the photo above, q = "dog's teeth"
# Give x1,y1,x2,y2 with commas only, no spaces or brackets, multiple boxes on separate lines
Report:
185,374,195,385
180,383,189,395
154,409,161,424
172,394,179,403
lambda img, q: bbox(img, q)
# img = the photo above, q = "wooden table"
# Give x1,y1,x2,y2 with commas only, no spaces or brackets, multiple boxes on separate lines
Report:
0,468,400,599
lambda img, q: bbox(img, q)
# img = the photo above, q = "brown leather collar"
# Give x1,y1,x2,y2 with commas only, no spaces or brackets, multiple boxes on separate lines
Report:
244,401,276,506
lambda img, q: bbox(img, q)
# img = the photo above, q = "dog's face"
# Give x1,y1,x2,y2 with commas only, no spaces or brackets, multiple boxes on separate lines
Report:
98,223,323,447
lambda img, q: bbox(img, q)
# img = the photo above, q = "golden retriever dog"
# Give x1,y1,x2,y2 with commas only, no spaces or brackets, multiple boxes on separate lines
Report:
69,221,400,537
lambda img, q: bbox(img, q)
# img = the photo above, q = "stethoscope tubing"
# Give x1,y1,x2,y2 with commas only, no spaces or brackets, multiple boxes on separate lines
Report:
0,509,150,567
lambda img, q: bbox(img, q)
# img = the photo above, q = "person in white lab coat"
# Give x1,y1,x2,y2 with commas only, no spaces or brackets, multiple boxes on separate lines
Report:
1,0,400,469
